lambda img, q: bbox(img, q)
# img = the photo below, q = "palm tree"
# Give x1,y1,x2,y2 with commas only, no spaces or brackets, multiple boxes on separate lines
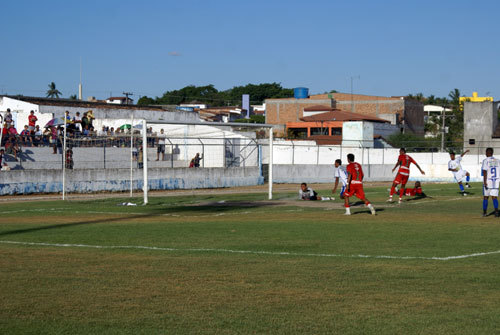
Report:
46,82,62,98
448,88,461,108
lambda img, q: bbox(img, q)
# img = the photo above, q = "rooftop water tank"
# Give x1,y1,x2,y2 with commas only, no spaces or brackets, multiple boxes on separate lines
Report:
294,87,309,99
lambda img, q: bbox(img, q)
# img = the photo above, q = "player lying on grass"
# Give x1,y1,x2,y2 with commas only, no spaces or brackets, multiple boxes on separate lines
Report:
482,147,500,217
448,150,471,196
343,154,376,215
388,148,425,204
299,183,333,201
332,159,348,199
403,181,427,199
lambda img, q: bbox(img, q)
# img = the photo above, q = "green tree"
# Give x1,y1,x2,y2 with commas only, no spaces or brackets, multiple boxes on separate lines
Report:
138,83,294,107
445,88,463,143
137,96,156,106
46,82,62,98
69,94,77,100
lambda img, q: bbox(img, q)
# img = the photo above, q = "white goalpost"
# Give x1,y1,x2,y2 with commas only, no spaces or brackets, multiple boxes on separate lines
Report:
139,119,274,205
60,119,274,204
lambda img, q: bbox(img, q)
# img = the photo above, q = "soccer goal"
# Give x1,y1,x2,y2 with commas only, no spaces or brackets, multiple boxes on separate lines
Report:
57,119,274,203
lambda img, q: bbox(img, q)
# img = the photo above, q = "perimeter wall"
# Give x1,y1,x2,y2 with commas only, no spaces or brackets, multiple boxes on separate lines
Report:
262,141,486,183
0,167,263,195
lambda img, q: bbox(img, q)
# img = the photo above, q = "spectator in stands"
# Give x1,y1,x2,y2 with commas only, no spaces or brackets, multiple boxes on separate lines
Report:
34,125,42,146
42,127,51,146
7,124,18,137
193,152,203,168
147,127,154,147
5,137,20,160
87,110,95,128
4,109,13,127
132,143,138,161
28,110,37,133
73,112,82,133
156,129,166,161
138,145,144,169
64,110,71,123
50,126,58,154
0,149,9,171
82,112,90,130
65,146,74,169
2,122,8,143
97,125,106,137
20,125,33,146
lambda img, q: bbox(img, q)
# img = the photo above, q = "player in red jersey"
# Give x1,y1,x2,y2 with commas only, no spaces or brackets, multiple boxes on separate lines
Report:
388,148,425,204
343,153,376,215
404,181,426,198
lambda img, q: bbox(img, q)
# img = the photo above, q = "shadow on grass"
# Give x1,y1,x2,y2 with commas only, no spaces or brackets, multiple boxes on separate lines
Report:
0,213,154,237
0,201,279,237
351,208,385,215
404,195,430,202
148,201,279,214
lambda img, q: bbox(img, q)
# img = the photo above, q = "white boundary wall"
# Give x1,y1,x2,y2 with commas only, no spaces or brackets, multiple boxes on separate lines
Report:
263,140,486,183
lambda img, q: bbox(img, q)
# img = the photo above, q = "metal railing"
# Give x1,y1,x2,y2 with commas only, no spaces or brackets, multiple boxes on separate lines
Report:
1,134,260,171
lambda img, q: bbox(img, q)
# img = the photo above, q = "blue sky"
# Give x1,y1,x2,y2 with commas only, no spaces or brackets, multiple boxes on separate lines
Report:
1,0,499,101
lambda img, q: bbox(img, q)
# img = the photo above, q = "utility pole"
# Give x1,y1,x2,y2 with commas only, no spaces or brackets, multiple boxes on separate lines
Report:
123,92,133,105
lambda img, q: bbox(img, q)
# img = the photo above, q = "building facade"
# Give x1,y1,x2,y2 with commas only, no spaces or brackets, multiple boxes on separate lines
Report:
265,92,424,136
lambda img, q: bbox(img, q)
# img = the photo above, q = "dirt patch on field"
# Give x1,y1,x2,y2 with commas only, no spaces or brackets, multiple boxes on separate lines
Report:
0,183,389,203
195,199,397,210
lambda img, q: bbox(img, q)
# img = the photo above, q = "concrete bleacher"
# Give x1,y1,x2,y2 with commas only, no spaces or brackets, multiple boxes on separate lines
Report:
4,147,189,170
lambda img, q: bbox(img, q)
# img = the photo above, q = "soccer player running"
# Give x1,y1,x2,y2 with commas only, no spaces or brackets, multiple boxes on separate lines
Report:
388,148,425,204
343,153,376,215
482,147,500,217
448,150,471,196
332,159,348,199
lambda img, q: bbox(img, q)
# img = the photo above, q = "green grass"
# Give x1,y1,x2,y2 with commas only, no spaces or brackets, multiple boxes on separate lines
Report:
1,183,499,334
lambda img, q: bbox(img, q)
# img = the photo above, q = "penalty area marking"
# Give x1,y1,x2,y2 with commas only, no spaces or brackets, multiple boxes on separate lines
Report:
1,240,499,262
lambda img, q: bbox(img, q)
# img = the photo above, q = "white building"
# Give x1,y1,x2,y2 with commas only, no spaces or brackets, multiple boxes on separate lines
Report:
106,97,134,105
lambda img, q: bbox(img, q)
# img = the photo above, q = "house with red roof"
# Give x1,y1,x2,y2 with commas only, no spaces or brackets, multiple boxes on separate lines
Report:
286,105,398,145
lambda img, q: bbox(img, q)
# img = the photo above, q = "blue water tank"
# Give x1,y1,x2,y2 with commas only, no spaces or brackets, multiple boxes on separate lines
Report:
294,87,309,99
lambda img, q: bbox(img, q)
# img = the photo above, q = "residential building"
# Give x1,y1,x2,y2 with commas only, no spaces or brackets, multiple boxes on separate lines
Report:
106,96,134,105
265,92,424,136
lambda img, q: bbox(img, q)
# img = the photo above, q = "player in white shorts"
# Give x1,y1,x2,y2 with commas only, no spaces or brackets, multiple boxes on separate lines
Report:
448,150,471,196
482,147,500,217
332,159,348,199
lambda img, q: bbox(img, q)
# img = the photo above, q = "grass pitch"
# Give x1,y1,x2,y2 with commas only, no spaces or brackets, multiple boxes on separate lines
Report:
1,183,500,334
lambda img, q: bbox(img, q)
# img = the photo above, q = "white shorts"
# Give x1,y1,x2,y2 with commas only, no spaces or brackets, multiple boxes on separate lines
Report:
484,186,499,197
453,170,468,183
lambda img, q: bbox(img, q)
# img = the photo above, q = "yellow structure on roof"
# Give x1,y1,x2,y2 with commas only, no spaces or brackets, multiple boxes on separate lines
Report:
459,91,493,103
459,92,493,110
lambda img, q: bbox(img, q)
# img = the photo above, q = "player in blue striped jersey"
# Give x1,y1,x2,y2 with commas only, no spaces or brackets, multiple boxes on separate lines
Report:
332,159,348,199
482,147,500,217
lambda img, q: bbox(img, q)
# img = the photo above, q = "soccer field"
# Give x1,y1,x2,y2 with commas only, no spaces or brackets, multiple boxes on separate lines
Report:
1,183,499,334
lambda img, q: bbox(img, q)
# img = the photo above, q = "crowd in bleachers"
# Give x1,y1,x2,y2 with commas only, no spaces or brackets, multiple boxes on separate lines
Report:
0,109,156,164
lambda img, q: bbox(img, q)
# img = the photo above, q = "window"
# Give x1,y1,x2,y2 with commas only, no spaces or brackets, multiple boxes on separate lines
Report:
287,128,308,139
331,127,342,135
310,128,328,135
